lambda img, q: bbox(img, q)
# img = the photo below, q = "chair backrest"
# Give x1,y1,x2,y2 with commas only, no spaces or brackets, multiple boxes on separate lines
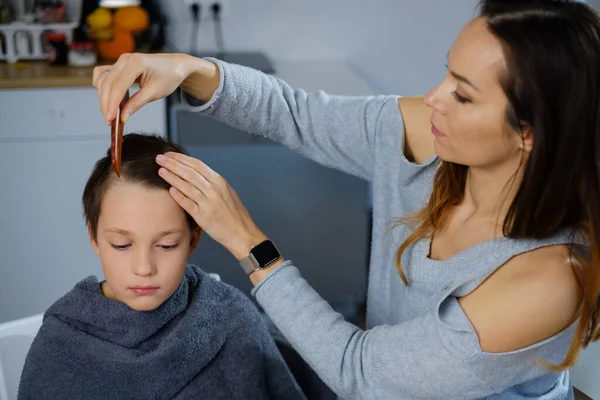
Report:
0,314,43,400
208,272,221,282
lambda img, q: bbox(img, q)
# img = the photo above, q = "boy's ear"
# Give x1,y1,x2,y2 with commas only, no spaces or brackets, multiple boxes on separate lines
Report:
88,224,100,255
189,227,202,254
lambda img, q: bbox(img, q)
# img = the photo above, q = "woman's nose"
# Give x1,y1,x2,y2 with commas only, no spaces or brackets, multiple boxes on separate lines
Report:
424,83,449,114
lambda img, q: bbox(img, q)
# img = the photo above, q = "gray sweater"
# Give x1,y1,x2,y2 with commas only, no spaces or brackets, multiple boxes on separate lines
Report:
182,59,584,400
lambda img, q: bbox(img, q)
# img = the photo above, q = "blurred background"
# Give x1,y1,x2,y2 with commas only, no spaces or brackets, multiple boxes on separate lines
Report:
0,1,598,399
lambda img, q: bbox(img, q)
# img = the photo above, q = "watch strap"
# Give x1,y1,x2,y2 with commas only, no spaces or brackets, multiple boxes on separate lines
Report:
240,255,258,275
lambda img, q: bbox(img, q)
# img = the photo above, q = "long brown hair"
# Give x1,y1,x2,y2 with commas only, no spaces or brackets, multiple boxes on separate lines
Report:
395,0,600,370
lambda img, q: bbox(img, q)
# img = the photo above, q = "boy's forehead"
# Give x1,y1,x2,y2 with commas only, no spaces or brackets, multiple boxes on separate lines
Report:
99,181,188,227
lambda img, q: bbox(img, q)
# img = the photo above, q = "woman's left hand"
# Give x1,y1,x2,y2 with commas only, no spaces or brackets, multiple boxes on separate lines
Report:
156,152,267,260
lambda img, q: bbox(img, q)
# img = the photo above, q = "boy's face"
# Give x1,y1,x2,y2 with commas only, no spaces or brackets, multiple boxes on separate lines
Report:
89,180,201,311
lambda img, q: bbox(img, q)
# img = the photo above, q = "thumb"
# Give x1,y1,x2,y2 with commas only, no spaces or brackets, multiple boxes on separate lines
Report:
121,87,156,123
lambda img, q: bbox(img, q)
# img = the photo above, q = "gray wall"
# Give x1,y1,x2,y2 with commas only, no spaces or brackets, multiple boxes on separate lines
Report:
160,0,479,94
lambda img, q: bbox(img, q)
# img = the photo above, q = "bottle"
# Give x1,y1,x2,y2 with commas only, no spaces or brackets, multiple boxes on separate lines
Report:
45,32,68,65
68,41,97,67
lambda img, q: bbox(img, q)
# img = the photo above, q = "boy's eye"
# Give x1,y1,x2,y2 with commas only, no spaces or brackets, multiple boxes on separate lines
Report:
111,244,131,250
159,244,179,250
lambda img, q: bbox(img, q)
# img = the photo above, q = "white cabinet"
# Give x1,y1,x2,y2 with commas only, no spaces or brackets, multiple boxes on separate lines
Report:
0,87,166,323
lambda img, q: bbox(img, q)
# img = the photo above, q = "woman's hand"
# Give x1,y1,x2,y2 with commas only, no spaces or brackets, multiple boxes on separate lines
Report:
156,152,268,261
93,53,219,126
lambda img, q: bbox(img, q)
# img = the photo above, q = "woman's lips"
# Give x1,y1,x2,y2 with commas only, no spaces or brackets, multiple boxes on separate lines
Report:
431,123,446,137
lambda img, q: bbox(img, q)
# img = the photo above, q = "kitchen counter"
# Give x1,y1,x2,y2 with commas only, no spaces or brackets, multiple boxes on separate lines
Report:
0,61,102,89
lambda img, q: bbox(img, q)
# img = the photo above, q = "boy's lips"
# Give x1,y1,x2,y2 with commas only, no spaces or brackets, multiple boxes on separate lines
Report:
129,286,159,295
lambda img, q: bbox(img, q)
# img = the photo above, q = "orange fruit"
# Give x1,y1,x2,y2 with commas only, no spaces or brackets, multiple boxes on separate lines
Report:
97,30,135,61
86,7,112,31
113,6,149,33
90,28,112,41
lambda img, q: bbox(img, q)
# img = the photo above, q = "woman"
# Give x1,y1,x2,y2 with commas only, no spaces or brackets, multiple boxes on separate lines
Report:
93,0,599,398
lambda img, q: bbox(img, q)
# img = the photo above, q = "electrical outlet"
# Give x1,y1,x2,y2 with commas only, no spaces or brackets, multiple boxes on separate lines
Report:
183,0,230,20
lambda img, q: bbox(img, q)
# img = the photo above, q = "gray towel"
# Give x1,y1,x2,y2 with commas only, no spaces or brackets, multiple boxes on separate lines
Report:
17,265,306,400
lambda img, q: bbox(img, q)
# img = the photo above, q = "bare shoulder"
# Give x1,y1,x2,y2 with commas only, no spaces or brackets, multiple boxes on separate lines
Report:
458,244,582,353
397,96,436,164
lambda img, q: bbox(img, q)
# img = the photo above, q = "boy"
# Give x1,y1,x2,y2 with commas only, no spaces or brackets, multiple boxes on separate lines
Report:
17,133,305,400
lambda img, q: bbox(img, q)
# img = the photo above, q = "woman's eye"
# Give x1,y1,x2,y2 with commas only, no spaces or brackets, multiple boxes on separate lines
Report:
111,244,131,250
452,90,470,104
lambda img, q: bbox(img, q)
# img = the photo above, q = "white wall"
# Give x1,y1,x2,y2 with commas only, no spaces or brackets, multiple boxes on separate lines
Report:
160,0,479,94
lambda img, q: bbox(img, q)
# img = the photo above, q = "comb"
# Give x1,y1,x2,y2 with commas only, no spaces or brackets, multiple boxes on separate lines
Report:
111,89,130,177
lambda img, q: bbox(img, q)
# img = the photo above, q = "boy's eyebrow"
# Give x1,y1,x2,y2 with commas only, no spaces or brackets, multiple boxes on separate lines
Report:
106,228,184,237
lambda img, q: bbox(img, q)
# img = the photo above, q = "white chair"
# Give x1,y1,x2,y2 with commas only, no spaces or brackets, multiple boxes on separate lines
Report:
0,314,43,400
208,272,221,282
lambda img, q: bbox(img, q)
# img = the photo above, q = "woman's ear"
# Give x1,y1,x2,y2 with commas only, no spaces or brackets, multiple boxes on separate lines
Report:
88,224,100,255
189,227,202,254
520,126,534,153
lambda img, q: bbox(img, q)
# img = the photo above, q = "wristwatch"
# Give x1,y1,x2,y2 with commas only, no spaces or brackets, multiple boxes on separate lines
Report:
239,239,281,275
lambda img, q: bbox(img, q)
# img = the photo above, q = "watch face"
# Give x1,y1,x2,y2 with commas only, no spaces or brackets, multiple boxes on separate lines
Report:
252,240,280,268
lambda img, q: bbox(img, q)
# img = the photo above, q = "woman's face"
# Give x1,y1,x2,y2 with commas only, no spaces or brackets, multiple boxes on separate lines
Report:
89,180,201,311
424,17,529,169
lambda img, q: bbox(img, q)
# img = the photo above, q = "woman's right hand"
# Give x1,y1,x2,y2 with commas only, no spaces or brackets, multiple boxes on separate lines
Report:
93,52,219,125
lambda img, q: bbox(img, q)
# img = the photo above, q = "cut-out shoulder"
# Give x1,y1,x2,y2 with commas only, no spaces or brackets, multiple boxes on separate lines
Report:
459,244,582,354
397,96,436,164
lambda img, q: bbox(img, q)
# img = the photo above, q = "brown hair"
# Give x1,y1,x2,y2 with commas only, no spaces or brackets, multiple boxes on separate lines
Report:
82,133,198,239
396,0,600,370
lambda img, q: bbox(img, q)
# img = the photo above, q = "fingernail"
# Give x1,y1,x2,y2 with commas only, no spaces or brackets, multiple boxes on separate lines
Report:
158,167,167,175
123,112,130,123
156,154,167,162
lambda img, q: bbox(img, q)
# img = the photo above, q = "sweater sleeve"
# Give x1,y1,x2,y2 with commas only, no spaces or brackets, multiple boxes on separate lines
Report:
251,262,573,400
181,58,400,182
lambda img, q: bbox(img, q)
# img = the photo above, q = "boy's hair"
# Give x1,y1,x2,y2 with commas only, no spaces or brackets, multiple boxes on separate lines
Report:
83,133,199,239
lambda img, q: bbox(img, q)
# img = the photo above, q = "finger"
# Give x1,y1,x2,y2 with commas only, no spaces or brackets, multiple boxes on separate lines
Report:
158,166,207,204
92,65,111,88
103,54,142,124
94,66,115,122
164,152,223,186
99,69,121,124
121,86,156,124
98,57,129,122
156,154,213,190
169,187,205,221
94,71,110,120
161,152,236,212
102,61,130,124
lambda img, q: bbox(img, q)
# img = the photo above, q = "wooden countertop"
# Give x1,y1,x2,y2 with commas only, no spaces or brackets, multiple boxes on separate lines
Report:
0,61,101,89
0,58,381,94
